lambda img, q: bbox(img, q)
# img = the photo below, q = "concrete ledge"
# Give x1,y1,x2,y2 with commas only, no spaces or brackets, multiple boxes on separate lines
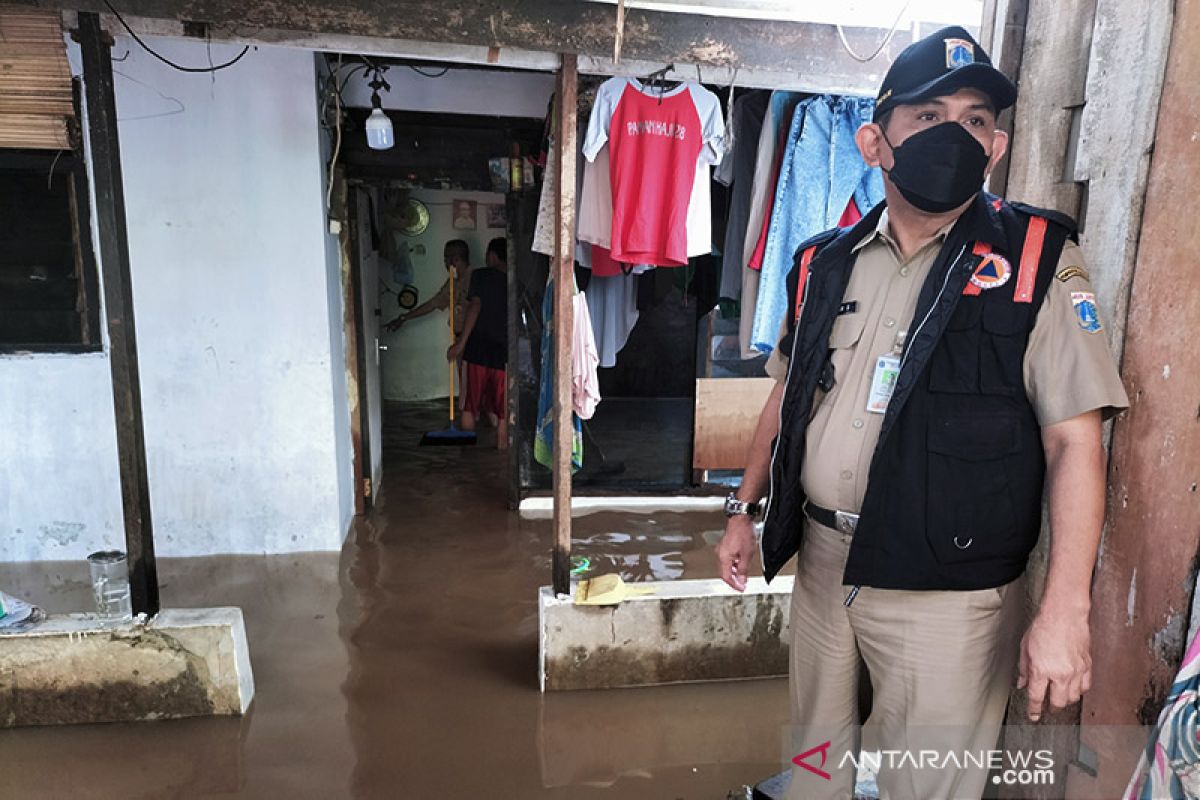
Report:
539,577,792,691
0,607,254,728
519,495,724,519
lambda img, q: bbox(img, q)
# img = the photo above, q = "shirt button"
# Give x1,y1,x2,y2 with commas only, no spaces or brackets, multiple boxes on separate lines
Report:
884,317,896,328
840,470,853,480
852,419,864,429
900,267,910,277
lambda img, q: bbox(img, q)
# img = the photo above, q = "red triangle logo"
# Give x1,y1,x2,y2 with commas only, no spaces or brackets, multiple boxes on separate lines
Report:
792,740,833,780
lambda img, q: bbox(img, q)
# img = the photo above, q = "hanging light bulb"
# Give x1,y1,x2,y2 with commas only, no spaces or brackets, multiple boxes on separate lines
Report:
365,68,394,151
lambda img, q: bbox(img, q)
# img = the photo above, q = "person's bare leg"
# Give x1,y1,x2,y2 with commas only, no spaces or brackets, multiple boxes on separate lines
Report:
460,411,477,432
497,411,508,451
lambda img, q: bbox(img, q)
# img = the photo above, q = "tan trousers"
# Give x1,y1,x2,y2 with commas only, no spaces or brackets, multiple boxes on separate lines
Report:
785,521,1024,800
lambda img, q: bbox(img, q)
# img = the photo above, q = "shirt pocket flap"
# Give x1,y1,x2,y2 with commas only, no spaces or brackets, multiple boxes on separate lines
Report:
828,313,866,349
927,415,1021,461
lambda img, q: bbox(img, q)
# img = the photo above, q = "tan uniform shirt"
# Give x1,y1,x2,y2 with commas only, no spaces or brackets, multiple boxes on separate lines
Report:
765,210,1130,514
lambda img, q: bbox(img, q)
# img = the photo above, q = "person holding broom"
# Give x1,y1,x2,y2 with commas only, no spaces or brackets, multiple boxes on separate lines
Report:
386,240,477,445
384,239,471,337
447,237,508,450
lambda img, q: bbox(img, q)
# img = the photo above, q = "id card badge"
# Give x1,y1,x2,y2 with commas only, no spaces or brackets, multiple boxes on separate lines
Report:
866,354,901,414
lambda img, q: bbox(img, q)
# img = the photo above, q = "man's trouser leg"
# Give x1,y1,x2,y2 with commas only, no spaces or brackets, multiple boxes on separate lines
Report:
785,522,862,800
851,573,1025,799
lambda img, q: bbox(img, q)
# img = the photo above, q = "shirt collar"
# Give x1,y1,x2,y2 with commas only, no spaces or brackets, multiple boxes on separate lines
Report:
850,193,1007,254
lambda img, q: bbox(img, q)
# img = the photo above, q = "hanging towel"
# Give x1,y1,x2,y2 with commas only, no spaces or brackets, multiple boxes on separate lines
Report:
534,281,584,472
572,290,601,419
585,273,640,369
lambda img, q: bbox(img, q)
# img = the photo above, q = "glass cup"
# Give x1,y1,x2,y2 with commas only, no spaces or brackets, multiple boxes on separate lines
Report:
87,550,132,620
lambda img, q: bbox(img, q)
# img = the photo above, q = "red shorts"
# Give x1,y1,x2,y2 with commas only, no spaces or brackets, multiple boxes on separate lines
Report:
462,362,505,417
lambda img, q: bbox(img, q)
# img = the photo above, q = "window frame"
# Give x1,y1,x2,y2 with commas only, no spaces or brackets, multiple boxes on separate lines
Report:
0,145,103,355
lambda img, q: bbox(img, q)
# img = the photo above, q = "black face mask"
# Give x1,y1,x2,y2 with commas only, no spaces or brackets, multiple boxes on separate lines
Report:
882,122,990,214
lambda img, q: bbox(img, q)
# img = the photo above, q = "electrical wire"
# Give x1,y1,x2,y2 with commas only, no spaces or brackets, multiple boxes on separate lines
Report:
326,54,343,214
102,0,251,73
835,1,912,63
47,149,64,191
408,65,449,78
112,67,187,122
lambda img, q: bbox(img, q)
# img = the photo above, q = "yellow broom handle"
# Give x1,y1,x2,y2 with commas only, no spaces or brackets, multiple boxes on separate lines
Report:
448,266,456,424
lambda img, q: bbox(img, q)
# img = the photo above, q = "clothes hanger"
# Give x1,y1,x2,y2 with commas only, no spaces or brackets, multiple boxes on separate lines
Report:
640,63,680,104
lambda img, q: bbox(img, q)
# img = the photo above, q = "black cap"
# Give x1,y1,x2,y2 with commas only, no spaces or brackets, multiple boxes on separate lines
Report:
873,26,1017,121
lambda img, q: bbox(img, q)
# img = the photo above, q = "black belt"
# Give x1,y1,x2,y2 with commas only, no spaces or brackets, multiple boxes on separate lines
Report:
803,501,860,536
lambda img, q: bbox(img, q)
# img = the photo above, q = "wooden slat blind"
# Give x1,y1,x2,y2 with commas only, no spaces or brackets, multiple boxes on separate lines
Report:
0,7,73,149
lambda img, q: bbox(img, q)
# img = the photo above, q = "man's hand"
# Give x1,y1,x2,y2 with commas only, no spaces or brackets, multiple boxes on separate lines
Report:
1018,605,1092,722
385,316,405,333
446,341,464,362
717,515,758,592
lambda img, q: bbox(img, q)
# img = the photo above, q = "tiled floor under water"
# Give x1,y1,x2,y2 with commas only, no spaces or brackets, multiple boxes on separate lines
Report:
0,403,792,799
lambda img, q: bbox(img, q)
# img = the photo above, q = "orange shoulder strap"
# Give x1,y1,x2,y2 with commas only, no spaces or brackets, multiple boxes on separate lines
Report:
1013,216,1048,304
961,241,993,296
793,245,818,323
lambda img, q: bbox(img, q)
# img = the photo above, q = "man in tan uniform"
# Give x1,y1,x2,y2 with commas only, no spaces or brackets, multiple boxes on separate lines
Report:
715,27,1128,800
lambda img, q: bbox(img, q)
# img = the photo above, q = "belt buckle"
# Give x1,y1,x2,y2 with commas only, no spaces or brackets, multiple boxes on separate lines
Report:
835,510,860,536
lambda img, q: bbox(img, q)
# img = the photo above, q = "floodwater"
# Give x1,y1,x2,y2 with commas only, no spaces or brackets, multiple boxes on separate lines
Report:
0,403,791,799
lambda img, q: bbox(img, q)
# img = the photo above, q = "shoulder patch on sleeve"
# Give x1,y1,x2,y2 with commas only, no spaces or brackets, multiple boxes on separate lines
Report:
1071,291,1104,333
1056,266,1091,283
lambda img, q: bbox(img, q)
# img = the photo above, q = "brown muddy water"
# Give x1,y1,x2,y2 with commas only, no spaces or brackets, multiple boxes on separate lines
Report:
0,404,792,799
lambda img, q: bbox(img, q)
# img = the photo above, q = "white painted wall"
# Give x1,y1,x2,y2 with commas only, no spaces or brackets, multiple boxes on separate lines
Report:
0,37,354,561
340,66,554,119
115,38,354,556
0,354,125,560
378,189,506,401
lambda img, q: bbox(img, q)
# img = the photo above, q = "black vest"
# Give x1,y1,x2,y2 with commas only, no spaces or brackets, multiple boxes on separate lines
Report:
762,193,1076,591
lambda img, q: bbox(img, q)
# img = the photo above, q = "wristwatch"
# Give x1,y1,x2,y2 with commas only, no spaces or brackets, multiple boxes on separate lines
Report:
724,493,762,519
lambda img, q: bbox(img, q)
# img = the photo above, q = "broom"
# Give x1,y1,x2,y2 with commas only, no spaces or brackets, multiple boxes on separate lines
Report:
420,264,477,446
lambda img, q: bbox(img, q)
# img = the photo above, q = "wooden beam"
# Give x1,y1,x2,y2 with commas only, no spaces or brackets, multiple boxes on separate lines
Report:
343,180,371,515
21,0,903,94
980,0,1028,199
550,53,577,597
1067,0,1198,793
76,11,159,615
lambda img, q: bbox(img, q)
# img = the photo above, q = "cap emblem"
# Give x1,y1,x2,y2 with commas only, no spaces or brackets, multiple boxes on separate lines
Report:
945,38,975,69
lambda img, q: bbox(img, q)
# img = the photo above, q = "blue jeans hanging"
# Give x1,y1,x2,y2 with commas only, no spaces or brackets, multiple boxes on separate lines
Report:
751,95,884,354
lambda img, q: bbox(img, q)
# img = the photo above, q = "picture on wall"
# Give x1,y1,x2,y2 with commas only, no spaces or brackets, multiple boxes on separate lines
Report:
452,199,477,230
486,204,507,229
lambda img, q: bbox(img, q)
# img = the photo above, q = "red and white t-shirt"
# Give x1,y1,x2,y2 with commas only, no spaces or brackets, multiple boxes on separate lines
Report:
579,145,715,264
583,77,724,267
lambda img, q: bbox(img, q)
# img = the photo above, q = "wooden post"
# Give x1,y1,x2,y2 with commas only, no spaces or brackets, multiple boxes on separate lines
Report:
978,0,1029,198
77,12,160,616
1066,2,1199,793
551,54,577,596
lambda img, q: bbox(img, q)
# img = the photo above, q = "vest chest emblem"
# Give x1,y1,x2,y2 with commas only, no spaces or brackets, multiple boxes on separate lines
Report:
969,253,1013,290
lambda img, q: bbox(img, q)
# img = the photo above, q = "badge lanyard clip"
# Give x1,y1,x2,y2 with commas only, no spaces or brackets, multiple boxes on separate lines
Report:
865,330,907,415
